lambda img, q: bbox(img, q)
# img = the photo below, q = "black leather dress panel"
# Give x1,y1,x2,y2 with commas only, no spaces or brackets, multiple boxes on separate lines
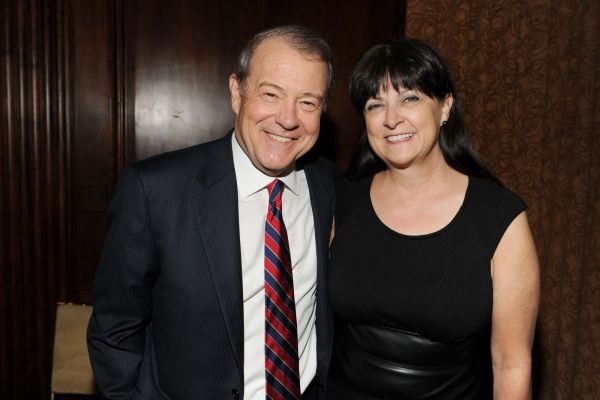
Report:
328,324,491,400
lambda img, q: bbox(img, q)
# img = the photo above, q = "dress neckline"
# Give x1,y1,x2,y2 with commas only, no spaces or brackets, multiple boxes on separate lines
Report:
367,175,472,239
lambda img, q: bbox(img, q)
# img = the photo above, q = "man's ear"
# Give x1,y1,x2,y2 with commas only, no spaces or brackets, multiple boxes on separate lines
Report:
229,73,241,115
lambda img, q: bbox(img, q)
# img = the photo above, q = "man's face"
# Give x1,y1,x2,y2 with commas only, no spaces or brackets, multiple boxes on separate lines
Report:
229,36,328,176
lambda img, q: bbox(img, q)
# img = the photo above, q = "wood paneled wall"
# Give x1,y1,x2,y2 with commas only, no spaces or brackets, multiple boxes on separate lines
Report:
1,0,71,396
0,0,406,397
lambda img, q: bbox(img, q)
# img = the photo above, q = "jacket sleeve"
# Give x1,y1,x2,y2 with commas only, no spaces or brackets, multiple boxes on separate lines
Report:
87,166,159,399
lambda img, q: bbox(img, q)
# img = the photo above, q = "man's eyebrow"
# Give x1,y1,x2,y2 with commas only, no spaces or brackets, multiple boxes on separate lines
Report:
257,82,324,100
256,82,284,92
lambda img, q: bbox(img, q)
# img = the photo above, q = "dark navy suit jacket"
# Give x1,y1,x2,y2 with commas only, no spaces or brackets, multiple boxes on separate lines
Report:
87,133,335,399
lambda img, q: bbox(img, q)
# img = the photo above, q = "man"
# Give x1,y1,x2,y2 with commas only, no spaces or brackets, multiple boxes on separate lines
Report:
87,25,335,399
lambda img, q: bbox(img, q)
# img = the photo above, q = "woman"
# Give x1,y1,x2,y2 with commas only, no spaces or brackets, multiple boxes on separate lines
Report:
327,39,540,399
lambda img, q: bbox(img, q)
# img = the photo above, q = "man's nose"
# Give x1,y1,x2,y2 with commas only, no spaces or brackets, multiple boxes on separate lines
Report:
276,100,300,130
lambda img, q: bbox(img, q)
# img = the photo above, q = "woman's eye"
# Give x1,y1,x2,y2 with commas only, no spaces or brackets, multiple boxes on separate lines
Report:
403,95,419,102
365,103,383,112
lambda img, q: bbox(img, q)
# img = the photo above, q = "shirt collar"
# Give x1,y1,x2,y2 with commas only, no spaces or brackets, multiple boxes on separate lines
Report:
231,133,299,198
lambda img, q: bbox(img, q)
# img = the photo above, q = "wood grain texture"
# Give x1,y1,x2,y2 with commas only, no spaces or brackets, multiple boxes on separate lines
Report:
128,0,406,165
1,0,406,397
1,0,71,397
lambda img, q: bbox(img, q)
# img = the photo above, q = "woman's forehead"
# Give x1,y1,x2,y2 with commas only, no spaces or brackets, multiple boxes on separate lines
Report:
374,77,412,96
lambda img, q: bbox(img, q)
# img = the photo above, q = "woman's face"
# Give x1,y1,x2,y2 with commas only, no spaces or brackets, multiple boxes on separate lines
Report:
364,79,453,171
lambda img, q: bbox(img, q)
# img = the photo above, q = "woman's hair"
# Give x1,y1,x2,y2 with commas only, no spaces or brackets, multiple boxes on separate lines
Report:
347,38,500,184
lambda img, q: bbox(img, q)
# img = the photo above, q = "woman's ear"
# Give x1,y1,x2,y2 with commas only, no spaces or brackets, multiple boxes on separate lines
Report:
441,94,454,124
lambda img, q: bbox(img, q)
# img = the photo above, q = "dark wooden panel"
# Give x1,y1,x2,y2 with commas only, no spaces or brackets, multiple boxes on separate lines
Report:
1,0,124,395
1,0,71,397
71,1,113,184
128,0,406,165
69,0,118,303
0,0,406,397
128,0,240,159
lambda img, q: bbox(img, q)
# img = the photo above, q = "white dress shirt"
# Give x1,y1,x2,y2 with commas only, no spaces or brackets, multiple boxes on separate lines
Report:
231,135,318,399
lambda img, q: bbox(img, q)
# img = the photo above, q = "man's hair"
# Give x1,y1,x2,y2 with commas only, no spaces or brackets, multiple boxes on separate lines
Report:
234,25,335,106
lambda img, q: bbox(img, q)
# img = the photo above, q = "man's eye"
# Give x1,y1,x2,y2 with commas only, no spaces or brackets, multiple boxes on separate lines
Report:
300,101,317,111
262,92,278,102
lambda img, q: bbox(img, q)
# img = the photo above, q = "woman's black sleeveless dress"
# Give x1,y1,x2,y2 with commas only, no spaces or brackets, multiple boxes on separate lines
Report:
327,176,526,399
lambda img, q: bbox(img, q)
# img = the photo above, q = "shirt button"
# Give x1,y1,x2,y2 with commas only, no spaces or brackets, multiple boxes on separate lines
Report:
231,389,240,400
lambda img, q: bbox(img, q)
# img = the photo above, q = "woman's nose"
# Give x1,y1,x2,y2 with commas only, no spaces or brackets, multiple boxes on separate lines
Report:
384,106,402,129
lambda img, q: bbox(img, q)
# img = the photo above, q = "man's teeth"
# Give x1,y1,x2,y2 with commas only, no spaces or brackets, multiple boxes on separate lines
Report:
387,133,414,142
269,133,292,143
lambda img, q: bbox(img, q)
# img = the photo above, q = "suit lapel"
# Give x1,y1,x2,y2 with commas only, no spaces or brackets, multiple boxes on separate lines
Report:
304,163,335,370
191,134,244,374
305,164,333,268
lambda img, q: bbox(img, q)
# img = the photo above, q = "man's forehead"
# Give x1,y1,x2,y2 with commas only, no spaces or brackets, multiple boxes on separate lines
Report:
251,36,326,70
251,36,300,63
246,38,327,93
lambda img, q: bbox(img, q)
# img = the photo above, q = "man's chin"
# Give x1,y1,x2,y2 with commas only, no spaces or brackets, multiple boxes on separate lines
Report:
257,160,296,177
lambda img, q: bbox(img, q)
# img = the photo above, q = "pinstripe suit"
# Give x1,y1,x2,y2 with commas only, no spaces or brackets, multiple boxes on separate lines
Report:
87,132,335,399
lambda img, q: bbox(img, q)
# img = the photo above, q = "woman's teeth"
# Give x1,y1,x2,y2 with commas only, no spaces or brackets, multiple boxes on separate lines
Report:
386,133,414,142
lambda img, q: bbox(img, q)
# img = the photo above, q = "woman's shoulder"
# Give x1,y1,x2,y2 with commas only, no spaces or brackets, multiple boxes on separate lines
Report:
467,176,527,212
465,176,528,258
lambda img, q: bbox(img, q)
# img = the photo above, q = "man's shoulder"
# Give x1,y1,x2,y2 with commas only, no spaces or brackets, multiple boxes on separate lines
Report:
130,133,232,177
302,154,339,181
115,133,233,194
301,155,338,212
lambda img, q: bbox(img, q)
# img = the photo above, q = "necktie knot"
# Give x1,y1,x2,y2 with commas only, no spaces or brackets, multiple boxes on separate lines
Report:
267,179,284,208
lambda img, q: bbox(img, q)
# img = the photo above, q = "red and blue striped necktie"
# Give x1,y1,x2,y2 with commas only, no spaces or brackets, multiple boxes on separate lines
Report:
264,179,301,400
